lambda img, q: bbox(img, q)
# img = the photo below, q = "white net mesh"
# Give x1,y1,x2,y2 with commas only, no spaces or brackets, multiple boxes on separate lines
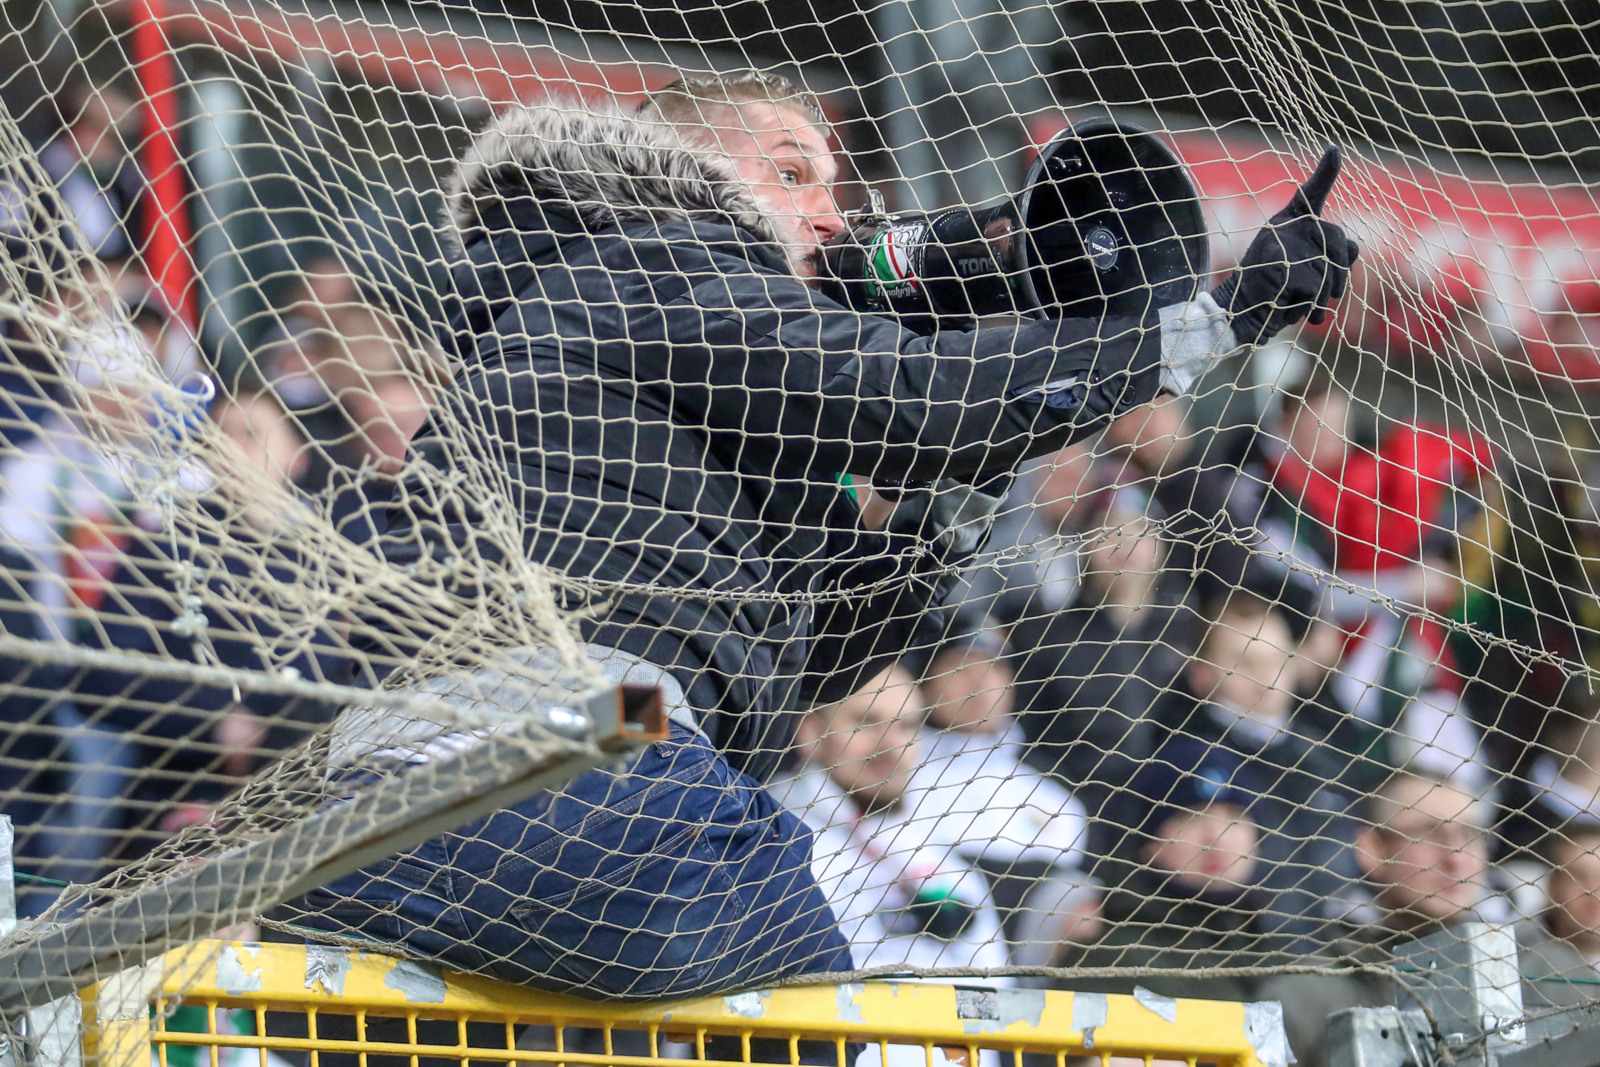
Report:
1,1,1599,1063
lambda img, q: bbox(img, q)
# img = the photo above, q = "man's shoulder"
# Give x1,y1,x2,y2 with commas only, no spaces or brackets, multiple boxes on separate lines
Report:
598,217,788,275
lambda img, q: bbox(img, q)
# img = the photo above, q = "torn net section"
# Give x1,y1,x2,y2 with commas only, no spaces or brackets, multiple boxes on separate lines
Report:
0,1,1599,1062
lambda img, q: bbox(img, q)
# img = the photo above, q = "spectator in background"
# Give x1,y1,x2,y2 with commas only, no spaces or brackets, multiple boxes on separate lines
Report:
257,261,375,435
961,445,1120,631
1266,381,1492,789
258,293,438,548
1095,382,1485,794
0,314,163,896
1089,391,1380,781
776,671,1008,1067
1104,393,1324,623
1258,769,1566,1067
1499,709,1600,857
1539,822,1600,980
770,665,1010,980
38,74,143,265
324,365,433,548
1098,391,1191,483
278,253,363,338
81,386,345,860
1049,745,1271,1003
212,387,309,494
908,638,1100,961
0,155,86,451
1451,444,1584,802
258,325,339,414
1288,613,1382,794
121,276,202,385
1146,594,1358,949
1008,499,1192,838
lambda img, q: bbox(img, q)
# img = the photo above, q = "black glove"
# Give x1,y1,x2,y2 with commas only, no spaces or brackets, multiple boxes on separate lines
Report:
1211,146,1361,347
885,475,1012,565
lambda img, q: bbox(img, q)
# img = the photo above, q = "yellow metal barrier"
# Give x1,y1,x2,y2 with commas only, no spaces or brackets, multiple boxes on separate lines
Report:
79,940,1283,1067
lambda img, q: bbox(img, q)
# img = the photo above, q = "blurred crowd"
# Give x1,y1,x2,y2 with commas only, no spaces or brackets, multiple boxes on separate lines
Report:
776,383,1600,1062
8,71,1600,1067
0,73,444,910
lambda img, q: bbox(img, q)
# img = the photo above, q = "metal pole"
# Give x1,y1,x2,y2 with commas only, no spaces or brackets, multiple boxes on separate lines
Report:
872,0,1065,210
129,0,200,333
189,79,248,380
0,684,664,1018
0,816,14,941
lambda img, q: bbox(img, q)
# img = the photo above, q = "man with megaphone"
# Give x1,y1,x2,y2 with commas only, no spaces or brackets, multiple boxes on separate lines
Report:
646,72,1359,700
642,71,1360,977
298,72,1360,1011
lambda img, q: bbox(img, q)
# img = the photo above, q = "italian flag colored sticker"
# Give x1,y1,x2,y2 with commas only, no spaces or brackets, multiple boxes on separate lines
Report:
869,225,920,292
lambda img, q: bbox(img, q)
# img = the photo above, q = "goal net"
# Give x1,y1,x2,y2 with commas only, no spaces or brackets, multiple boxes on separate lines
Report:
1,0,1598,1058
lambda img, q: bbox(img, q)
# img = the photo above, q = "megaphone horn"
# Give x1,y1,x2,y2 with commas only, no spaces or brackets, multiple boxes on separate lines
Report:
1013,117,1211,318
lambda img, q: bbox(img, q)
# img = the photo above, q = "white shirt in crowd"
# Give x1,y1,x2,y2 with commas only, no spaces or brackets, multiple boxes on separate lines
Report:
772,763,1011,1067
908,721,1090,873
769,763,1010,980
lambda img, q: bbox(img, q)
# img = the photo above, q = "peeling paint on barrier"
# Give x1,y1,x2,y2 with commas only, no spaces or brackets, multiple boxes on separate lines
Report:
725,991,769,1019
1245,1001,1291,1067
305,945,351,997
836,982,866,1023
1133,986,1177,1024
217,945,264,995
957,988,1000,1025
997,989,1046,1029
1071,991,1108,1047
958,988,1046,1035
382,959,446,1003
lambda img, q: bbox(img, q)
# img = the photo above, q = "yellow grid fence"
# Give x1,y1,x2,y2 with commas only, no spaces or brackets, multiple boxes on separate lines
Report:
73,940,1285,1067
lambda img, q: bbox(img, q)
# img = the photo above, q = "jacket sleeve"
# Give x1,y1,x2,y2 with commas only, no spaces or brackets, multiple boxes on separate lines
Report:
798,469,1012,707
628,256,1173,485
800,552,959,707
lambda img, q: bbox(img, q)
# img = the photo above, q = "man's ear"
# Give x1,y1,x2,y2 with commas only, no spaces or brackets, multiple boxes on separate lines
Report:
1353,826,1382,877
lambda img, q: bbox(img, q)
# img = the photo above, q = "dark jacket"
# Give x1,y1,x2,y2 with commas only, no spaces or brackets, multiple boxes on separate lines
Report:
1010,597,1196,820
81,499,346,766
374,105,1175,778
1139,691,1362,950
1052,859,1276,1003
0,318,60,450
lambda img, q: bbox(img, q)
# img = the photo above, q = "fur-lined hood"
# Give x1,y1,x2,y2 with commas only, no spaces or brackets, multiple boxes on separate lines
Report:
445,101,787,259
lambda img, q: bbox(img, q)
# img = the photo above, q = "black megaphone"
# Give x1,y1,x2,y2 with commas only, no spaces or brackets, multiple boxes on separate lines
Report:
816,118,1211,332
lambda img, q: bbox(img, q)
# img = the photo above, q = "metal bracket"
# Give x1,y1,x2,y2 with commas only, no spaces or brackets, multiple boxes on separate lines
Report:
599,684,669,752
1395,923,1525,1050
1328,1006,1435,1067
0,818,83,1067
1331,923,1600,1067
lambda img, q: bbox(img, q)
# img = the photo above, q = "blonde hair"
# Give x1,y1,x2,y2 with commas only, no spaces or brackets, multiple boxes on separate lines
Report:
637,70,828,136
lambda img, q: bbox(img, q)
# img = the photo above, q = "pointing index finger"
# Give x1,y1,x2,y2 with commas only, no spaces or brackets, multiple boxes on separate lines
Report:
1298,145,1343,216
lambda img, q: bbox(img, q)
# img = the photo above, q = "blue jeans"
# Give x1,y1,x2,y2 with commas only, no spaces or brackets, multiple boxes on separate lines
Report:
295,725,854,999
